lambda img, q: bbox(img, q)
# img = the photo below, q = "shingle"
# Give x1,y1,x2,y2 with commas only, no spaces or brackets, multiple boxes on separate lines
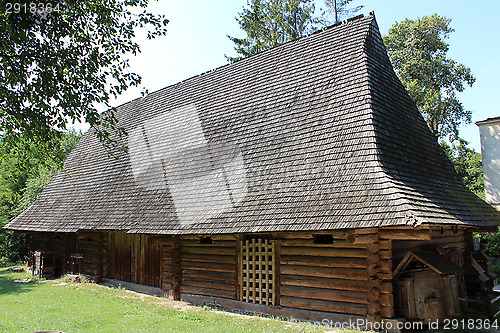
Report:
4,14,500,235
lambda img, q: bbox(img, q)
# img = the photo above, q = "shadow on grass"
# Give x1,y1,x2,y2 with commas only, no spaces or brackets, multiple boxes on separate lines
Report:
0,268,38,296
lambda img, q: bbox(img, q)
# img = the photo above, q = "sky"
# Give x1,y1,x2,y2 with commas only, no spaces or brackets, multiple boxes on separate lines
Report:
84,0,500,152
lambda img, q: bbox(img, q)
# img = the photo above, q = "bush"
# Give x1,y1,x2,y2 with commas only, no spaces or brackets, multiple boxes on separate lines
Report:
477,232,500,257
0,229,28,267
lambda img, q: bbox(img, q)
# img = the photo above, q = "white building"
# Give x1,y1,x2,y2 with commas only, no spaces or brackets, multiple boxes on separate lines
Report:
477,116,500,210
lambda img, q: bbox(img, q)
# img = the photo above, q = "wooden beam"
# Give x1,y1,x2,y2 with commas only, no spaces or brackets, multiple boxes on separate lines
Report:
380,229,431,241
273,240,281,306
347,233,377,244
281,246,366,258
366,232,382,324
280,255,366,269
236,236,243,301
96,233,104,283
171,236,181,300
149,236,176,245
281,265,367,280
281,285,367,304
181,293,366,323
280,296,367,316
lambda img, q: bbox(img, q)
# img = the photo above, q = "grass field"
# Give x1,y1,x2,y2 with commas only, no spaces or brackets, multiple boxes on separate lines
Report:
0,267,350,333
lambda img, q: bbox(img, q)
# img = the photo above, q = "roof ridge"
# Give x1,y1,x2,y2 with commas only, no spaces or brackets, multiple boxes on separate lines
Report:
141,14,374,101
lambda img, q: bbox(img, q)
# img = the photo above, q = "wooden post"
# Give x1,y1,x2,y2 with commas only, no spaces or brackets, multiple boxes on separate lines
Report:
273,239,281,306
236,235,243,301
366,231,382,324
96,233,104,283
171,237,182,300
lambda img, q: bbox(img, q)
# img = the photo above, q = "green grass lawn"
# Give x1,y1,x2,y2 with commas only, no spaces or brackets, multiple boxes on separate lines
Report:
0,267,345,333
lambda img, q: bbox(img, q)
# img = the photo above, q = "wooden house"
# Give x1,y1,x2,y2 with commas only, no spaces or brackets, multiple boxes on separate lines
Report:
5,14,500,325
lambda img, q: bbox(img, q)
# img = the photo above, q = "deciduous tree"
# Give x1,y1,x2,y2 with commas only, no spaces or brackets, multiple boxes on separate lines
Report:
0,130,82,266
441,138,484,198
0,0,168,149
383,14,475,141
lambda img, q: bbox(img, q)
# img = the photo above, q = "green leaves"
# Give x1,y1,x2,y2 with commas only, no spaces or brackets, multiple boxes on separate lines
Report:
0,0,168,151
0,130,82,264
227,0,316,62
383,14,475,141
0,130,83,207
441,138,484,198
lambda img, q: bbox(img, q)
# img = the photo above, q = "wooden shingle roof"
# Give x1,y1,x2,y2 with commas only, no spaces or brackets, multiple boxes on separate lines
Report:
6,14,500,234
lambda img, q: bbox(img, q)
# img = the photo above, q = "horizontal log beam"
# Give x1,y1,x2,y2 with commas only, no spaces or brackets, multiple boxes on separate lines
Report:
180,240,236,247
181,253,235,264
379,229,431,241
180,234,236,241
180,286,236,300
347,234,377,245
281,247,366,258
149,236,176,245
281,265,367,280
281,285,367,304
182,269,236,282
281,275,368,292
281,239,365,248
181,261,235,273
280,296,367,316
181,293,366,324
181,247,235,256
281,255,366,269
183,278,236,292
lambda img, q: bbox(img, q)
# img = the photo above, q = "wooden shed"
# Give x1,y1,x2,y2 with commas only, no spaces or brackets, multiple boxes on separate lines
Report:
5,13,500,326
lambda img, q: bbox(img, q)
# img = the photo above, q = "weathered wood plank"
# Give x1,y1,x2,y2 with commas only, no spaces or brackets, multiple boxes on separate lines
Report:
281,247,366,258
171,237,181,300
181,246,235,256
180,286,236,299
181,261,235,273
280,239,365,248
180,240,236,247
273,240,281,306
281,285,367,304
281,265,367,280
281,275,368,292
280,296,367,316
183,278,236,291
379,229,431,241
180,253,235,264
182,269,236,282
281,255,365,268
180,234,236,241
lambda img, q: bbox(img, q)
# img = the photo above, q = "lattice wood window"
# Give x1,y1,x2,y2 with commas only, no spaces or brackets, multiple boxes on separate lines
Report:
239,238,276,305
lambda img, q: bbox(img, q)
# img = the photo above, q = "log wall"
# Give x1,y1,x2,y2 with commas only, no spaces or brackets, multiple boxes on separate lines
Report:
162,242,172,292
278,231,370,317
78,231,107,280
392,227,466,261
26,226,475,323
179,234,237,300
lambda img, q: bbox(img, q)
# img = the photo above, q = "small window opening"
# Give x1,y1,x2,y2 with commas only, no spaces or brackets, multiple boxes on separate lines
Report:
313,234,334,244
199,236,213,244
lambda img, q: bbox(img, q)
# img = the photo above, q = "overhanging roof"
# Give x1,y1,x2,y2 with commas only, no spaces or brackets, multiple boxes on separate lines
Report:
5,14,500,235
